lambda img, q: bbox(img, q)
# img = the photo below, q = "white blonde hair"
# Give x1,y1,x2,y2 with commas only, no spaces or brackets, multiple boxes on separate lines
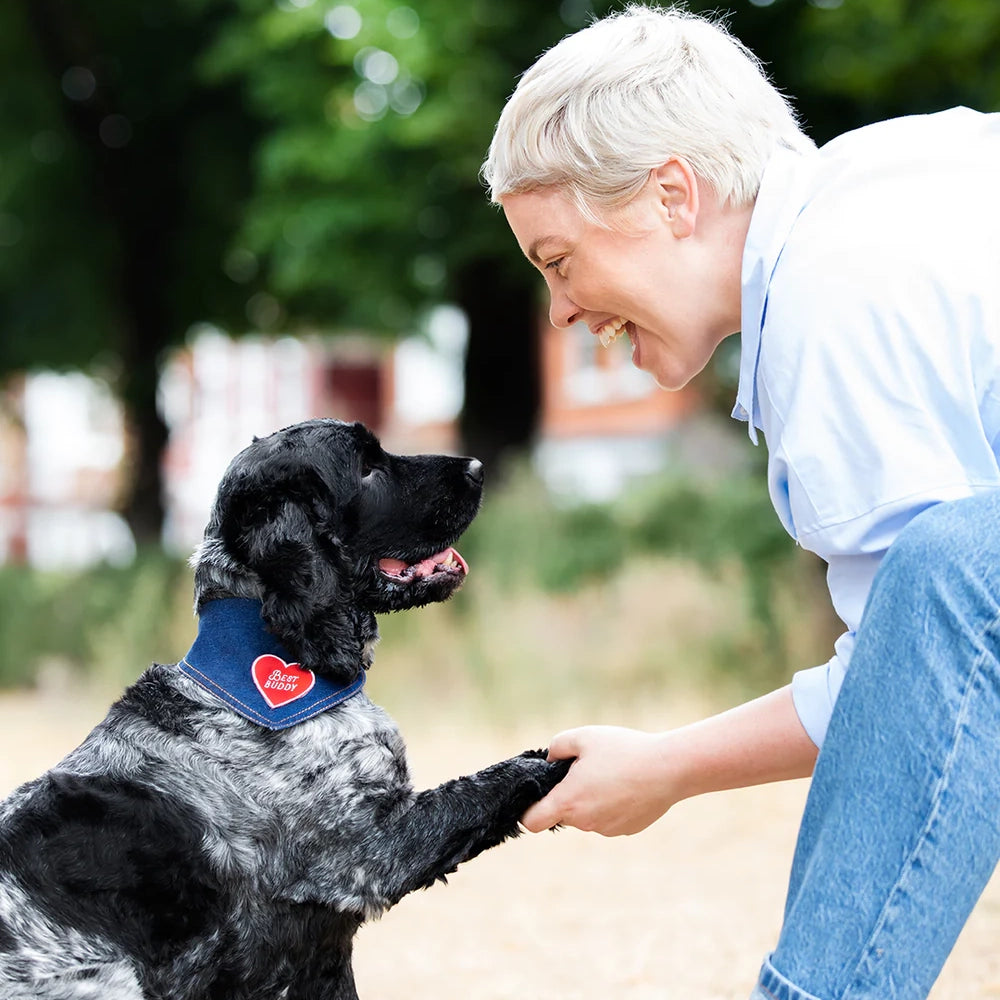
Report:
482,4,814,216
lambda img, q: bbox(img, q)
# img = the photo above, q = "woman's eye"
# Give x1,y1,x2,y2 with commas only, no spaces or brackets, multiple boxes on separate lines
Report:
545,257,565,273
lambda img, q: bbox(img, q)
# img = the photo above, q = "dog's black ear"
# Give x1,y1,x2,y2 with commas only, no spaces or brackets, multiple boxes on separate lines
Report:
219,464,369,681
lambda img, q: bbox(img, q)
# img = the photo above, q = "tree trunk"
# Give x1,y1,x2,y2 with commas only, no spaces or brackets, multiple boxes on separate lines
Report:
22,0,179,546
455,257,541,478
116,290,171,548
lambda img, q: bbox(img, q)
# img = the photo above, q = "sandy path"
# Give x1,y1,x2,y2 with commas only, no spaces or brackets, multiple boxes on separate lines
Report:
1,689,998,998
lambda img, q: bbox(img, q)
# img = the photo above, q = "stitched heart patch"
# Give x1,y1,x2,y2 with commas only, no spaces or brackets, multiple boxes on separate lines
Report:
251,654,316,709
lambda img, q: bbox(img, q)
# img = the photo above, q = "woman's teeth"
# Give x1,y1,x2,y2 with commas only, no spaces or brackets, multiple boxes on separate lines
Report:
597,316,628,348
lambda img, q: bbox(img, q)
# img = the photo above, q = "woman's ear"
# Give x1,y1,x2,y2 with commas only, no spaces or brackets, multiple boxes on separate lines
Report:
651,156,699,238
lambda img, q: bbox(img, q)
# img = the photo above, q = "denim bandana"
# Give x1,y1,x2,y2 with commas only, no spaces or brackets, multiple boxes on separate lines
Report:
178,598,366,730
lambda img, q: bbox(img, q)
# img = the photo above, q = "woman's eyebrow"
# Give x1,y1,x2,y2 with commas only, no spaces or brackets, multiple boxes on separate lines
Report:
527,236,562,265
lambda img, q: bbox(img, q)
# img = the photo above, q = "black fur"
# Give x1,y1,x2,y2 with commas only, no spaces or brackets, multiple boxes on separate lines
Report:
0,419,568,999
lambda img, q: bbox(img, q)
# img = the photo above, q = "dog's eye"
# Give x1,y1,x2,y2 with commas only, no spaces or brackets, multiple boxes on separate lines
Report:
360,443,385,481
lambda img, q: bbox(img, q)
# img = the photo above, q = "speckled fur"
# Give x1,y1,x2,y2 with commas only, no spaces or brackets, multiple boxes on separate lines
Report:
0,419,568,1000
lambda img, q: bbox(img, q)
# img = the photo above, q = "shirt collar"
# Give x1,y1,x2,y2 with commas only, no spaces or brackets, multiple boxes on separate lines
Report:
734,144,822,444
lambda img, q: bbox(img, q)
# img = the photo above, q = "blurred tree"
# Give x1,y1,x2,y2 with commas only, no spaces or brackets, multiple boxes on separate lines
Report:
789,0,1000,139
0,0,262,544
3,0,999,547
202,0,621,473
684,0,1000,410
0,0,615,544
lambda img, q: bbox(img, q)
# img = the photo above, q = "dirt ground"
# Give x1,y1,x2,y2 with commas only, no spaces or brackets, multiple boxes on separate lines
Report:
1,688,998,999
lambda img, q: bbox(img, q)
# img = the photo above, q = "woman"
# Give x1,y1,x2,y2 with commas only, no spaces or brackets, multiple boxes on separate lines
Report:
482,6,1000,1000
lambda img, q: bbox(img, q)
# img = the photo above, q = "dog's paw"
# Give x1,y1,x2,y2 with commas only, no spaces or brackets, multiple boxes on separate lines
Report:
513,749,573,799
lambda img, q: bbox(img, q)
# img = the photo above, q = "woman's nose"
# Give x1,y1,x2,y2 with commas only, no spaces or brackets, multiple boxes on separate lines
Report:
548,286,582,329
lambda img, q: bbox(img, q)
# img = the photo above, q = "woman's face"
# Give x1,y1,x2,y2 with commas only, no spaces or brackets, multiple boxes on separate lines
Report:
501,166,745,390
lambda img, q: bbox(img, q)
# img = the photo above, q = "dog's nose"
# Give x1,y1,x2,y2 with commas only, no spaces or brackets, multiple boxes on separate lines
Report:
465,459,484,486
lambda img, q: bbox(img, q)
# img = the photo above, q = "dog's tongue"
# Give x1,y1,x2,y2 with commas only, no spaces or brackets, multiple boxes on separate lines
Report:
378,547,469,579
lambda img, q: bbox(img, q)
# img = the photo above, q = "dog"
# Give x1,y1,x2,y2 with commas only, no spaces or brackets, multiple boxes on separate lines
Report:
0,418,569,999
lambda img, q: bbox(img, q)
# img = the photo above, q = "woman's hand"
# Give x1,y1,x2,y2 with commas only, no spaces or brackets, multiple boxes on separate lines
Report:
520,725,676,837
521,686,818,837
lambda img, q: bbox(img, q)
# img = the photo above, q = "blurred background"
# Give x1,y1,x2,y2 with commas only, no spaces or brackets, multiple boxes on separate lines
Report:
0,0,999,709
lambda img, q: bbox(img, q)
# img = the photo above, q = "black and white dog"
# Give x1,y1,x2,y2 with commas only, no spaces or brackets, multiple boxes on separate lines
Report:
0,419,568,999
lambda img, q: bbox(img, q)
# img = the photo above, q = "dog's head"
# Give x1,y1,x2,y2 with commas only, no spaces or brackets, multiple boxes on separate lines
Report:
192,419,483,680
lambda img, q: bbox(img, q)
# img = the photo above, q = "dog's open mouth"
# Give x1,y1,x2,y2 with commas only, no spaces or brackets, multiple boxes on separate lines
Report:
377,547,469,584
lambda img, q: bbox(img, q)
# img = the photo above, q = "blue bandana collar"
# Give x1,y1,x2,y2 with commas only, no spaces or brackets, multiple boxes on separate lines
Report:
178,598,366,730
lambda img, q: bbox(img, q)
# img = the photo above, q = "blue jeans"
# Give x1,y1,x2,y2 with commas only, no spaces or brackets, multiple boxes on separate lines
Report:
751,491,1000,1000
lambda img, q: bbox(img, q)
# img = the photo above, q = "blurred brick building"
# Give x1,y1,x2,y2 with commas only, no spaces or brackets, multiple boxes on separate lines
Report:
0,311,702,567
535,316,699,501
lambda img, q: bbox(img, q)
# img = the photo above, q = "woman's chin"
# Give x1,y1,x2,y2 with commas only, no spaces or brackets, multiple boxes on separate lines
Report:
644,355,694,392
630,332,707,391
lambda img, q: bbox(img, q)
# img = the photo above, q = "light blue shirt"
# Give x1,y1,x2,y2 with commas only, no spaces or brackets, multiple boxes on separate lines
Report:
735,107,1000,746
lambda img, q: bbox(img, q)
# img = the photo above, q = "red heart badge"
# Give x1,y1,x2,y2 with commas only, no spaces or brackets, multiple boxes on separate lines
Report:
251,654,316,709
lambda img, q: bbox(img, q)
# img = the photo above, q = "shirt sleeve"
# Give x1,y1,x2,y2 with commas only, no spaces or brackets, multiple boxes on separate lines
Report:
790,554,874,745
791,633,854,747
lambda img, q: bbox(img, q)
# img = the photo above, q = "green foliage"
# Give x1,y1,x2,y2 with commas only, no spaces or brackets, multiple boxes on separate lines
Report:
624,473,793,631
458,469,629,593
0,552,192,689
452,465,832,696
0,0,262,373
198,0,611,328
792,0,1000,131
698,0,1000,147
0,4,111,371
455,463,805,639
0,470,827,703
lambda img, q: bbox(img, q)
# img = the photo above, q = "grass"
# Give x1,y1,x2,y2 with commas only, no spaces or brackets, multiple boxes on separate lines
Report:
369,549,836,728
0,469,840,720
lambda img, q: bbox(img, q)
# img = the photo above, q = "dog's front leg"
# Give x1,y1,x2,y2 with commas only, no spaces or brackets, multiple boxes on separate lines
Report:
363,749,570,905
